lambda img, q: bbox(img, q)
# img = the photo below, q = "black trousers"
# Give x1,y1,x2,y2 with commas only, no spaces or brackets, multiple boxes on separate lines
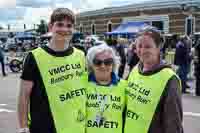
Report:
196,78,200,96
194,62,200,96
0,59,6,76
118,64,125,78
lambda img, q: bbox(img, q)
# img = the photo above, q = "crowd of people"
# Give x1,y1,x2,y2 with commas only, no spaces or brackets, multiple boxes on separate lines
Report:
174,35,200,96
0,6,195,133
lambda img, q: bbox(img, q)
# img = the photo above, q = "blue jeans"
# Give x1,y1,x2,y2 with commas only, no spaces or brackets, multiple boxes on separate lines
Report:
177,65,187,92
0,59,6,76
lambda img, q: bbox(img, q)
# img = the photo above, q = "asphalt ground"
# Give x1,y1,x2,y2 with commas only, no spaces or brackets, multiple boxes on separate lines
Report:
0,72,200,133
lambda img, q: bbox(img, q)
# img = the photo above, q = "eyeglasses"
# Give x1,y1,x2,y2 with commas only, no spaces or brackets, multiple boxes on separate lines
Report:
55,22,73,28
136,26,165,46
93,58,114,66
136,26,161,37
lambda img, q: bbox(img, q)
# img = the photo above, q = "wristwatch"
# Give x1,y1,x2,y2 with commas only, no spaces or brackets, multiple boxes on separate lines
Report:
17,127,30,133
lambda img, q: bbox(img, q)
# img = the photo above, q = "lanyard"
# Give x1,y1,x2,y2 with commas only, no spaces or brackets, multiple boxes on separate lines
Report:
94,85,113,124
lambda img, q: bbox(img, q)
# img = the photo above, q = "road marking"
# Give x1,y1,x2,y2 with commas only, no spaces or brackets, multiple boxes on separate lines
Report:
0,104,7,106
184,112,200,117
0,109,15,113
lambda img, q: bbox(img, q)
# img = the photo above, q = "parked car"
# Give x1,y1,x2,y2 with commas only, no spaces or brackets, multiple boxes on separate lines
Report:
84,35,105,46
71,32,84,44
193,32,200,47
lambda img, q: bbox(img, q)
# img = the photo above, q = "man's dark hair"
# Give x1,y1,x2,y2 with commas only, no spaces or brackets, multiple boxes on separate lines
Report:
50,8,75,24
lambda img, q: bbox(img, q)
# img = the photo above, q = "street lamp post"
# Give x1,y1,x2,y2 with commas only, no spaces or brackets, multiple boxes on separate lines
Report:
180,0,198,35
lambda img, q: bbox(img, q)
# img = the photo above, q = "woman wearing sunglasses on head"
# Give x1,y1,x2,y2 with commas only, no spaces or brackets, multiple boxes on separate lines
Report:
85,43,127,133
124,27,183,133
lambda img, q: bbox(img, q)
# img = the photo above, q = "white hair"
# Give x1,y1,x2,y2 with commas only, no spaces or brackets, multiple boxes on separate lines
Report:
86,43,118,73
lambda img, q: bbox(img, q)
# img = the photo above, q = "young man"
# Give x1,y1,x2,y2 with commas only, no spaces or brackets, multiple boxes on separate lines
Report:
17,8,86,133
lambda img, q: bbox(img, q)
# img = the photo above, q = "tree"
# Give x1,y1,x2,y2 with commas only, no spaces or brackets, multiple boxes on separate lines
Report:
36,20,48,35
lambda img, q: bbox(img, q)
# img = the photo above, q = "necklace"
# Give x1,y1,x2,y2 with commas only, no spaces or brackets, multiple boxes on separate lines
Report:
93,85,113,124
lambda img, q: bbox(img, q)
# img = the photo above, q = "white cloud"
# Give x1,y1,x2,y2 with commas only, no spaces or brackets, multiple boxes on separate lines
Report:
23,0,113,23
0,0,153,29
11,7,52,29
17,0,51,7
0,0,16,8
21,2,74,28
74,0,112,12
0,8,26,22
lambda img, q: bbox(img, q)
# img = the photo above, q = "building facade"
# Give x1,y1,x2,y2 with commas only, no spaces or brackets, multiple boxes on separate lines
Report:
76,0,200,36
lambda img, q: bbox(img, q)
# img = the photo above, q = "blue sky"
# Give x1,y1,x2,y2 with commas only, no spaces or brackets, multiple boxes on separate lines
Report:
0,0,153,30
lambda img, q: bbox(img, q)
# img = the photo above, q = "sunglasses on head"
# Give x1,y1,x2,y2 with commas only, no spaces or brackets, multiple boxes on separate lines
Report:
55,22,73,28
93,58,114,66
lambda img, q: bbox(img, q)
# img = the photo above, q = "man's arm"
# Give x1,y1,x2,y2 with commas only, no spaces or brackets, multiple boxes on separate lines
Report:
163,76,184,133
17,79,33,128
17,52,36,129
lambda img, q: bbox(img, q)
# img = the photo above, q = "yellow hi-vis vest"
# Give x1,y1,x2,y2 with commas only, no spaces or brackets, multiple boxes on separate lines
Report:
32,47,86,133
125,66,179,133
86,79,127,133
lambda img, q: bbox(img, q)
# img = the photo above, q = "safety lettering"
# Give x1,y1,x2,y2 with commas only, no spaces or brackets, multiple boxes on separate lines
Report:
87,120,118,128
59,88,86,102
126,110,139,120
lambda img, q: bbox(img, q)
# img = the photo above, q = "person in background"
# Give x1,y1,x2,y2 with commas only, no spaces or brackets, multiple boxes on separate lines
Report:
174,36,189,93
127,42,139,72
115,39,126,78
0,46,7,77
183,35,192,88
194,38,200,96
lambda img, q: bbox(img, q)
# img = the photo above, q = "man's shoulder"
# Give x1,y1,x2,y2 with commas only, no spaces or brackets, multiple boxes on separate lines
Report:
31,47,44,54
24,52,35,62
21,52,38,81
73,47,84,53
73,47,85,56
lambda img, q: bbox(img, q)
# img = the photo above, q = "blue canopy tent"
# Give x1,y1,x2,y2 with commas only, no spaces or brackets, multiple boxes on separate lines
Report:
15,32,36,39
105,22,149,38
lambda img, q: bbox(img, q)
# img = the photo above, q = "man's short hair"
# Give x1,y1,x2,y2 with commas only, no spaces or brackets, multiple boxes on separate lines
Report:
50,8,75,24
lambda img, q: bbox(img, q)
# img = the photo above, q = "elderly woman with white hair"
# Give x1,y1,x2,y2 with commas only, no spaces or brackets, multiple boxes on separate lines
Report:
85,43,127,133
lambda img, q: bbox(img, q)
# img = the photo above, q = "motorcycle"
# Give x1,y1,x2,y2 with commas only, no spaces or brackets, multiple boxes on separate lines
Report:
5,52,26,73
